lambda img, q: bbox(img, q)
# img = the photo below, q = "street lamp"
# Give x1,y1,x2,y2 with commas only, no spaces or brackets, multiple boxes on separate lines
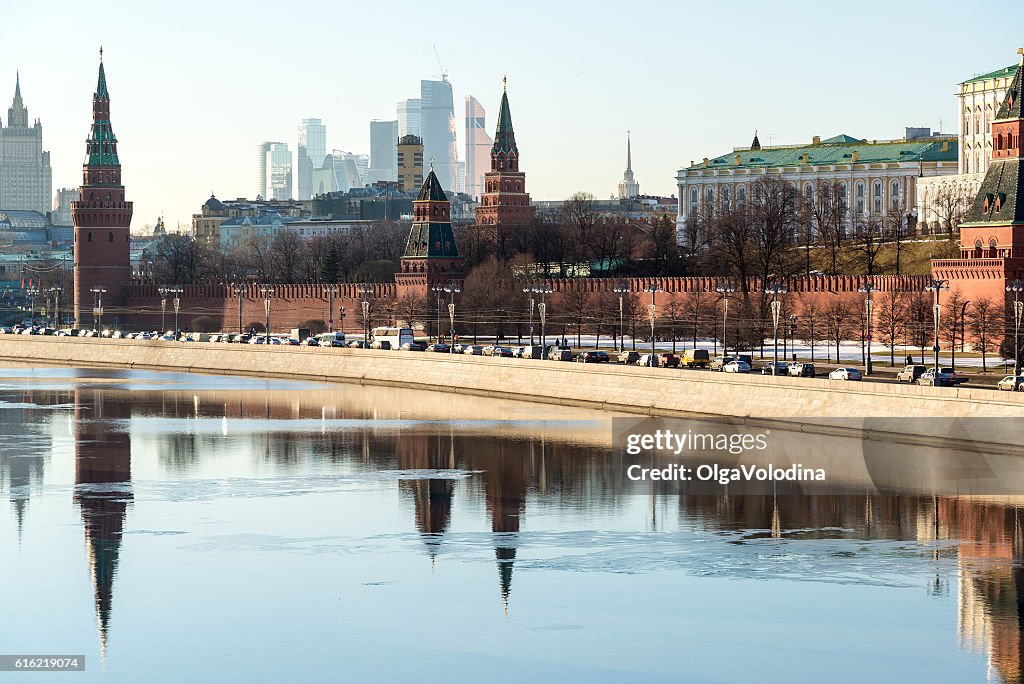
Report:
26,286,39,326
1008,279,1023,376
766,283,788,373
358,284,374,346
644,282,663,366
90,286,106,332
47,286,62,328
432,285,446,343
613,283,630,352
339,306,346,335
526,285,553,350
260,285,273,341
857,280,877,376
326,286,335,333
165,287,183,337
438,283,461,353
715,282,735,357
788,314,797,362
233,284,246,334
925,278,949,371
522,287,535,345
158,287,169,331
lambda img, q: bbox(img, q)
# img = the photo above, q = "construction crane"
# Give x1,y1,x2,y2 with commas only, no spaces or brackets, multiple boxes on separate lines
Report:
433,45,448,82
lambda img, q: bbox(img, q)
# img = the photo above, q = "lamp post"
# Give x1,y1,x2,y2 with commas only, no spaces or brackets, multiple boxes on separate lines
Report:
526,285,553,350
159,287,169,331
167,287,183,337
339,306,346,336
233,284,246,334
788,314,797,362
1008,279,1023,377
523,287,535,345
260,285,273,341
644,283,663,366
925,278,949,371
26,286,39,326
48,286,62,328
857,280,877,376
766,283,788,373
90,286,106,332
955,300,970,371
715,283,735,356
432,285,445,343
440,283,461,353
613,283,630,352
358,284,373,346
326,286,335,333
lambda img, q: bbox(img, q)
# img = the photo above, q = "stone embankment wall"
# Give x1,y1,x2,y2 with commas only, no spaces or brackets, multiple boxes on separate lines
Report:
2,337,1022,451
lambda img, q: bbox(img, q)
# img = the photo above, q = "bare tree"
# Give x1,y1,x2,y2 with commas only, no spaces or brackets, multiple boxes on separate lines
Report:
968,297,998,373
875,289,907,367
855,218,885,276
931,182,973,237
825,298,853,364
798,296,822,362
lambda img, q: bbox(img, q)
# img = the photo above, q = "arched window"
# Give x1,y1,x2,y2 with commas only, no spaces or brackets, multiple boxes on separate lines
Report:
855,182,865,214
989,238,998,258
722,186,731,205
705,187,713,205
890,180,900,209
737,186,746,205
872,181,882,213
997,133,1004,150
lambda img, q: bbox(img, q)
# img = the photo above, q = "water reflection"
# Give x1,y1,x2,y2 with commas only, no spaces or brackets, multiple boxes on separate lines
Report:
5,369,1024,681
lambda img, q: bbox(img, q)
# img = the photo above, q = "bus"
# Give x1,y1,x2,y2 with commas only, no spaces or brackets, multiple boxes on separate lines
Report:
370,327,414,350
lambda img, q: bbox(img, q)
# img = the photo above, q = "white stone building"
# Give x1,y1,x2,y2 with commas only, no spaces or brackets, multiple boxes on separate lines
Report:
0,75,52,215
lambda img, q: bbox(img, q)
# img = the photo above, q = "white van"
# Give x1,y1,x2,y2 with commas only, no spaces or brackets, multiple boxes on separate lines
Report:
316,331,347,347
370,327,414,349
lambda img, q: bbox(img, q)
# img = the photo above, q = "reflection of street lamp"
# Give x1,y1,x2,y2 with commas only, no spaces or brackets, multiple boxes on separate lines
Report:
613,283,630,352
644,283,663,365
858,280,877,376
90,286,106,331
1008,279,1023,376
260,285,273,340
715,282,735,356
925,279,949,371
766,283,787,373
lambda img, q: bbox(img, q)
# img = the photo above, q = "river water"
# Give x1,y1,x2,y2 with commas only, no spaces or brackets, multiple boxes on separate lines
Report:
1,367,1022,683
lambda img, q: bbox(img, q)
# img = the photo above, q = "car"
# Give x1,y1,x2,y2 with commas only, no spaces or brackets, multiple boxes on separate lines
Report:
709,356,734,371
548,348,573,361
917,368,956,387
896,364,927,383
637,353,659,367
208,334,223,343
658,352,680,368
111,330,126,339
829,367,862,381
617,350,641,365
462,345,484,355
303,337,321,346
482,345,497,355
370,340,392,350
997,375,1024,391
722,360,752,373
425,343,450,353
400,341,427,352
681,349,710,368
788,362,816,378
760,362,790,376
939,367,968,385
280,337,300,346
348,340,370,349
490,346,514,357
576,350,609,363
451,343,469,354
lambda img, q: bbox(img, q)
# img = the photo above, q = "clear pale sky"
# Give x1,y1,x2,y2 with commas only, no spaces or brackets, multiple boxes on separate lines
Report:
3,0,1021,232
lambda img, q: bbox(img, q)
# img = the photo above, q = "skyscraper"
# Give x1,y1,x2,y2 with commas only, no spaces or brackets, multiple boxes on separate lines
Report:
297,118,326,199
0,73,52,214
397,135,424,193
267,143,292,200
617,131,640,199
398,99,422,137
368,120,398,183
465,96,493,200
420,79,458,193
256,141,273,199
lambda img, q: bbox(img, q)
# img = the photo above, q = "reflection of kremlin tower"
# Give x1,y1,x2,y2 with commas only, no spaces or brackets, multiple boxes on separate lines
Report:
397,430,455,562
73,387,132,657
0,392,47,543
483,444,527,618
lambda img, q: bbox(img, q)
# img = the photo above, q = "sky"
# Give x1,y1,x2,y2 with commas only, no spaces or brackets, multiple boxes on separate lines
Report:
3,0,1022,232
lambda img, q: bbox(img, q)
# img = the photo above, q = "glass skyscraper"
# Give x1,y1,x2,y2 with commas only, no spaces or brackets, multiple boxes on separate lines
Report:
297,118,326,200
420,79,458,193
464,96,492,200
368,120,398,184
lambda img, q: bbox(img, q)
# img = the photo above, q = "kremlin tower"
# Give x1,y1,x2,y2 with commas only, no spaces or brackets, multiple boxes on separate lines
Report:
474,79,533,228
72,49,133,327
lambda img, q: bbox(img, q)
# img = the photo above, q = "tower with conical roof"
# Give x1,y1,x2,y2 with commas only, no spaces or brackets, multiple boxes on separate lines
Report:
617,131,640,199
932,49,1024,343
72,50,133,328
475,79,533,228
395,167,463,300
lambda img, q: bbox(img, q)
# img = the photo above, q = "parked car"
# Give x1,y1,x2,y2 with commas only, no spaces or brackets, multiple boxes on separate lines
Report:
917,368,956,387
658,352,680,368
303,337,321,346
576,350,609,363
681,349,710,368
490,346,514,357
370,340,392,350
400,341,427,352
722,360,752,373
548,348,573,361
829,367,862,381
637,353,659,367
939,367,968,385
425,343,450,353
348,340,370,349
896,364,927,383
997,375,1024,391
462,345,484,355
788,362,816,378
617,350,641,365
710,356,734,371
515,345,543,359
760,362,790,376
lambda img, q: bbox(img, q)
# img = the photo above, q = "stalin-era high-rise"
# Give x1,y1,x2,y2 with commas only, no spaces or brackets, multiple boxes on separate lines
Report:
73,50,133,328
